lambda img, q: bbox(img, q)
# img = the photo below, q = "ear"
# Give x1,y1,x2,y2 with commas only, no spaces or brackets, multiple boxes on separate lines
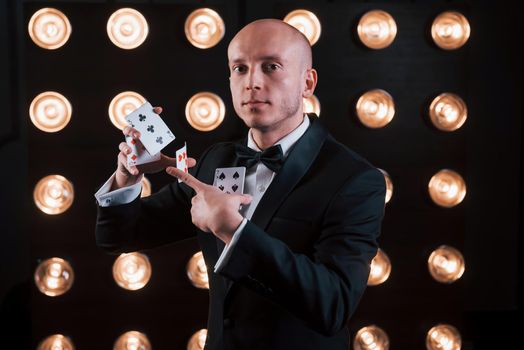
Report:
302,68,318,98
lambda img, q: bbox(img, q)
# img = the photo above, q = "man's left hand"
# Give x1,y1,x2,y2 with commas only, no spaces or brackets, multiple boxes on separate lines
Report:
166,166,252,244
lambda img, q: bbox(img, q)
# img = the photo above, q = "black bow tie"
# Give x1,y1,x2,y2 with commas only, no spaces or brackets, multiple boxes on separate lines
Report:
235,143,285,173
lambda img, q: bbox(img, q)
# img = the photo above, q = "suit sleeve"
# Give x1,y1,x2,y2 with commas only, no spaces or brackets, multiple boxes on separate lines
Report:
217,167,386,336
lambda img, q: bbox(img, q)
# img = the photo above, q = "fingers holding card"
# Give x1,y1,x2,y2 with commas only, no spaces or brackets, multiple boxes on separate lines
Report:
175,142,189,183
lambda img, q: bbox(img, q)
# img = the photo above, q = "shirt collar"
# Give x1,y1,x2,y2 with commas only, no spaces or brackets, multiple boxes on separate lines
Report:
247,114,310,157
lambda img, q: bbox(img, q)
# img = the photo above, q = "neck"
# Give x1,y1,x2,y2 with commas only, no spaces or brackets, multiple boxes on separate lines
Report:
251,113,305,150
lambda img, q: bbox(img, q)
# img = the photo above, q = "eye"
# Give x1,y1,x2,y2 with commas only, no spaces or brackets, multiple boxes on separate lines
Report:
232,65,246,73
263,63,279,72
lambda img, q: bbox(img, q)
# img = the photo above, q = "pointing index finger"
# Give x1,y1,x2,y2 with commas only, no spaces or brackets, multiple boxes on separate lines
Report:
166,166,206,193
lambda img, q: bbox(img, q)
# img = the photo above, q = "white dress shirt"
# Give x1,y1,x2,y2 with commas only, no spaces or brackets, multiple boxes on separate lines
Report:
94,115,311,273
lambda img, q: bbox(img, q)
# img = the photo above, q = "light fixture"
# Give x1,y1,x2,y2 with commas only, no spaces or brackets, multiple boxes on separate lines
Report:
112,252,152,290
303,95,321,116
426,324,462,350
29,91,72,133
428,169,466,207
356,89,395,128
34,257,74,297
114,331,152,350
33,175,74,215
357,10,397,49
354,325,389,350
141,176,152,197
378,168,393,204
28,8,71,50
108,91,146,130
107,8,149,49
429,93,467,131
283,9,321,46
368,248,391,286
185,92,225,131
185,8,225,49
428,245,465,283
187,251,209,289
37,334,75,350
431,11,470,50
187,329,208,350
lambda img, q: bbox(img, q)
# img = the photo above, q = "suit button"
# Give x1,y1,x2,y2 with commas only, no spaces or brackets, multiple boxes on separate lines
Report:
223,318,234,328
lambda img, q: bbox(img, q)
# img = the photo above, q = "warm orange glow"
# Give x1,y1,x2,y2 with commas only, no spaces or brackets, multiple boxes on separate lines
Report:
185,92,225,131
283,9,321,46
428,245,465,283
108,91,146,130
426,324,462,350
187,329,208,350
113,252,152,290
356,89,395,128
368,249,391,286
29,91,72,132
185,8,225,49
33,175,74,215
354,325,389,350
431,11,470,50
107,8,149,49
428,169,466,207
34,258,74,297
429,93,467,131
114,331,151,350
357,10,397,49
378,168,393,204
141,176,152,197
28,8,71,50
187,251,209,289
303,95,321,116
37,334,75,350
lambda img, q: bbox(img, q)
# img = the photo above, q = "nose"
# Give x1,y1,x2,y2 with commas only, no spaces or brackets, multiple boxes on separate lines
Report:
246,66,262,91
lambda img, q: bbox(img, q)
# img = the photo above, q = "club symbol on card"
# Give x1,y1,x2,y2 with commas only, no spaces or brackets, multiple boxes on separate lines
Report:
233,172,239,179
218,185,224,191
156,136,163,144
139,114,146,122
147,125,155,133
219,172,226,180
231,184,238,192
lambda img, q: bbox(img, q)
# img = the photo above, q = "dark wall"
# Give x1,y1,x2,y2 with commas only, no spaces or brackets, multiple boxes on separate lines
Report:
1,1,521,349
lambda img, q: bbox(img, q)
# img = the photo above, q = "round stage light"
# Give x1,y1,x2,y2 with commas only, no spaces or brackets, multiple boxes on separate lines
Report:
187,329,208,350
29,91,72,133
426,324,462,350
283,9,321,46
187,251,209,289
28,8,71,50
303,95,321,116
33,175,74,215
368,248,391,286
428,169,466,208
357,10,397,49
108,91,146,130
141,176,152,197
429,93,467,131
34,257,74,297
356,89,395,128
354,325,389,350
377,168,393,204
37,334,75,350
114,331,151,350
107,8,149,49
113,252,152,291
185,8,225,49
431,11,470,50
185,92,225,132
428,245,465,283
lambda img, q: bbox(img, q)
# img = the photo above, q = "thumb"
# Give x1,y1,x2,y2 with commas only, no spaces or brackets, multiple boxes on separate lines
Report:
239,194,252,205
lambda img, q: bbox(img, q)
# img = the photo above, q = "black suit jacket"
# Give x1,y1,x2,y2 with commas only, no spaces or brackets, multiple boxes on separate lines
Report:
95,115,386,350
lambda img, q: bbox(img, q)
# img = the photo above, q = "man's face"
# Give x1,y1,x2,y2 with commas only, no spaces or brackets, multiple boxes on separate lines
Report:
228,24,307,132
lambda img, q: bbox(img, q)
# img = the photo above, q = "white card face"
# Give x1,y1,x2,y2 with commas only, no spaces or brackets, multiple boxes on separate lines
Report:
125,101,176,156
213,167,246,194
175,142,188,183
126,135,161,166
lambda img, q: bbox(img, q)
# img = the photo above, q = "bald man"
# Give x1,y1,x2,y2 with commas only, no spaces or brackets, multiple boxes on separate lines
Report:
95,19,386,350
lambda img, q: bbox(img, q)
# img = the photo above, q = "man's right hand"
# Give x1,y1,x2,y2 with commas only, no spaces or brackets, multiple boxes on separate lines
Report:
113,106,196,190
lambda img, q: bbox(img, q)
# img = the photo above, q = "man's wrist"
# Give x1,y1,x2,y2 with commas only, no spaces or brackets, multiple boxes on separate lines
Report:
215,213,244,245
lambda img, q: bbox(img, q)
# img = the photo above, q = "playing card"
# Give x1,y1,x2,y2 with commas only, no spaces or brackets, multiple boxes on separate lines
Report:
175,142,188,183
125,101,176,156
212,167,246,194
126,134,160,166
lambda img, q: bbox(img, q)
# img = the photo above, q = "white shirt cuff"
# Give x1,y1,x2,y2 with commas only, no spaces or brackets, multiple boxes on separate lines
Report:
214,218,248,273
94,171,143,207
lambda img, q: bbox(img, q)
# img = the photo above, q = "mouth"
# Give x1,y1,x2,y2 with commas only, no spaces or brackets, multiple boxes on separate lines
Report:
242,100,269,108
